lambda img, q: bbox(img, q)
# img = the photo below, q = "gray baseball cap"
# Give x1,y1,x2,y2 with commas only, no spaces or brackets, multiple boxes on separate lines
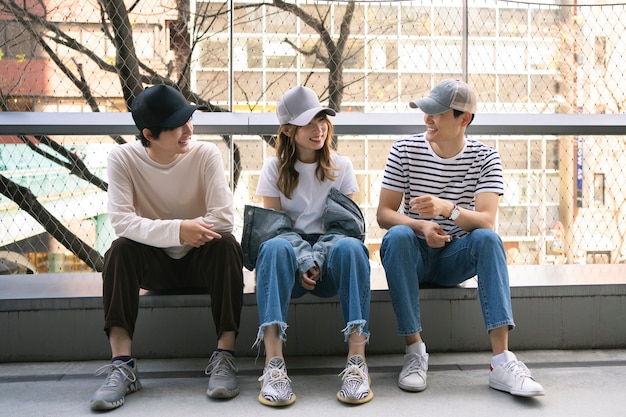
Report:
409,79,477,115
276,86,336,126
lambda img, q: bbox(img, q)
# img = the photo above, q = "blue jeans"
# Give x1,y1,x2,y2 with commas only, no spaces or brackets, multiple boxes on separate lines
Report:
254,235,371,346
380,225,514,336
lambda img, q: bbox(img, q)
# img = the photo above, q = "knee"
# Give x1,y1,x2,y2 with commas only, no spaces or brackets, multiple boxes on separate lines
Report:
381,225,414,253
215,232,243,255
105,238,142,262
109,237,135,251
384,225,413,242
470,229,503,248
334,237,368,256
255,239,292,287
328,238,369,269
258,237,293,258
218,231,238,246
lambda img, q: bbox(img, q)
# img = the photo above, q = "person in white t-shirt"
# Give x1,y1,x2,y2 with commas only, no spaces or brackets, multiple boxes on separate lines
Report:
253,86,373,407
377,79,545,397
90,85,244,411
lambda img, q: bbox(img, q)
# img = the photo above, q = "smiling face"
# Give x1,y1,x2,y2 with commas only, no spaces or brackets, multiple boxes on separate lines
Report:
422,109,471,157
144,118,194,164
423,110,462,142
290,113,330,163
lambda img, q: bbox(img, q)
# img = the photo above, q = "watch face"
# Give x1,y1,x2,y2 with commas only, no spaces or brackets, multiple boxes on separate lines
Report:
450,206,460,221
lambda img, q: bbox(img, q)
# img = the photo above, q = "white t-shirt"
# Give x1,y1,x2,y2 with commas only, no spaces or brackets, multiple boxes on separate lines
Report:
256,153,358,234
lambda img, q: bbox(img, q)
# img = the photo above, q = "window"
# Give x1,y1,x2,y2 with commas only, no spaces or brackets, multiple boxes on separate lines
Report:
0,20,39,57
593,173,605,206
264,41,297,69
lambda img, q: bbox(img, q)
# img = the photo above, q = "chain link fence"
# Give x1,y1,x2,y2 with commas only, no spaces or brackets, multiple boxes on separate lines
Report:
1,0,626,274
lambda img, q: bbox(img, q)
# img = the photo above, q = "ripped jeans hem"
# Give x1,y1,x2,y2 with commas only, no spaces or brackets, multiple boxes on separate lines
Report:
342,320,370,343
252,321,288,351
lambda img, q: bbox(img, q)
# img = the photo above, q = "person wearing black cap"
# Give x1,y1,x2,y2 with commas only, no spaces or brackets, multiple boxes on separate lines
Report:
252,86,373,406
376,80,545,397
90,85,244,411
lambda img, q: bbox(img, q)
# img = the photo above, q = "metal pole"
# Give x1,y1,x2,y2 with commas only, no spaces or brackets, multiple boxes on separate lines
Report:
462,0,468,81
228,0,235,191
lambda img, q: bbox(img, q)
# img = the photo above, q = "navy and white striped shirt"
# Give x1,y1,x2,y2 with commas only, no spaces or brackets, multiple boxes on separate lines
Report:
381,133,504,238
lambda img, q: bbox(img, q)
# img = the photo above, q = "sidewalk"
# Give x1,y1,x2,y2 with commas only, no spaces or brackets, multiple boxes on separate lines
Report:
1,349,625,417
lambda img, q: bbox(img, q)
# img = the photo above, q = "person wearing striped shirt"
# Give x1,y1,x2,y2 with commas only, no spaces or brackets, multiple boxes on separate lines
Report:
376,79,545,398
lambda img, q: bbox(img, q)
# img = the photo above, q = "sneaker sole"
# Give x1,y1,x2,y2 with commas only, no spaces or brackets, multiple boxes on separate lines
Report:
489,381,545,397
90,398,125,411
398,381,427,392
89,380,142,410
258,392,296,407
337,390,374,405
207,386,239,399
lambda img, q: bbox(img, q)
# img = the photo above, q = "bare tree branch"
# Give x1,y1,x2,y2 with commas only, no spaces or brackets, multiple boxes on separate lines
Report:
0,175,105,271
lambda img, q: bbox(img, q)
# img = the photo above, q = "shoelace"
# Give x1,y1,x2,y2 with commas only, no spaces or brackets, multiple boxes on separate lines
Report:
94,362,136,387
338,363,368,384
259,366,292,385
404,353,427,374
205,353,238,377
503,360,533,378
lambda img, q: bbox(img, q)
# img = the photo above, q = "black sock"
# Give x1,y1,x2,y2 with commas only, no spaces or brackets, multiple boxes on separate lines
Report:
216,348,234,356
112,355,134,367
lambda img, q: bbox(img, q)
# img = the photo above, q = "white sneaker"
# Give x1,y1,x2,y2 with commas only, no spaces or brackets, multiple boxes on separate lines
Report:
258,357,296,407
489,351,545,397
398,351,429,392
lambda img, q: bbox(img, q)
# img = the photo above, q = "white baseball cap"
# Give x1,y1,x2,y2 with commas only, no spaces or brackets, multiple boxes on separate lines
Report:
409,79,477,115
276,86,336,126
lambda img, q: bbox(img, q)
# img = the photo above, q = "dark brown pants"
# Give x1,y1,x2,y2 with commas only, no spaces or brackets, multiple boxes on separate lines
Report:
102,233,243,340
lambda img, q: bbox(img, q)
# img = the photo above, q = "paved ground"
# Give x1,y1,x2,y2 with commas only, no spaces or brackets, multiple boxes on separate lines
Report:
1,349,625,417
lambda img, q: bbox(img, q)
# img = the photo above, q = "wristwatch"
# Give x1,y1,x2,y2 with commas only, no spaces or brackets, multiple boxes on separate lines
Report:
448,204,460,221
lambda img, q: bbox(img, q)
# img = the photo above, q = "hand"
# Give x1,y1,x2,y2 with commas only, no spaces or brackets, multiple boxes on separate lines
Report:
421,221,451,248
179,220,222,247
300,263,320,291
410,195,450,218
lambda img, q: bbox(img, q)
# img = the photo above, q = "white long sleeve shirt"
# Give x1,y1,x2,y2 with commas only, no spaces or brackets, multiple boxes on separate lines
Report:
106,140,234,259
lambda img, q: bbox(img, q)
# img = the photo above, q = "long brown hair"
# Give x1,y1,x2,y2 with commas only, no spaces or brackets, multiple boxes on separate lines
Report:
275,116,337,199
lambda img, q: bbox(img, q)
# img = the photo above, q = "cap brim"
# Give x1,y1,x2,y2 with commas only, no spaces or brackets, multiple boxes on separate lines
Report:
288,107,336,126
161,104,208,128
408,98,449,115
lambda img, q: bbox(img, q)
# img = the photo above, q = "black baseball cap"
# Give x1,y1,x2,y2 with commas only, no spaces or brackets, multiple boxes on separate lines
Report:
131,85,208,131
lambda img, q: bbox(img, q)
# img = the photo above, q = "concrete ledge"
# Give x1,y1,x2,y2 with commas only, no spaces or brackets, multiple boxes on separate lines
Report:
1,264,626,362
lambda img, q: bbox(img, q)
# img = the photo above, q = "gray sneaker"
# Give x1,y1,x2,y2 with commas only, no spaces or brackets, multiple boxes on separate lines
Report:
205,350,239,399
398,352,429,392
337,354,373,404
90,359,142,411
258,357,295,407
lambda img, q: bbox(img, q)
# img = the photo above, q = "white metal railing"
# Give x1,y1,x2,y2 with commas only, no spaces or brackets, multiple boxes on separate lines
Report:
2,112,626,136
2,111,626,272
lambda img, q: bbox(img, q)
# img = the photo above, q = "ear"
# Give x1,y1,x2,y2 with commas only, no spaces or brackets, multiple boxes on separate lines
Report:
460,112,472,127
142,128,156,143
283,125,296,138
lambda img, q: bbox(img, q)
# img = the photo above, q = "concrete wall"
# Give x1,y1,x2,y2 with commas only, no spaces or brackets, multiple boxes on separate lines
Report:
2,265,626,362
